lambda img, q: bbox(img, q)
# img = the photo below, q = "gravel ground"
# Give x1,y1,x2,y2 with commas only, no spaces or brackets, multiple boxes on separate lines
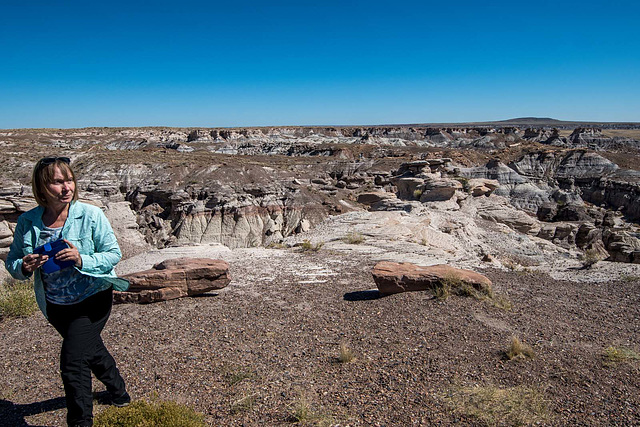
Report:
2,211,640,426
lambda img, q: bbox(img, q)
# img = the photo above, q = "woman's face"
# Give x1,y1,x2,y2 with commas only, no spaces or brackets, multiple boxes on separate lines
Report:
44,166,76,209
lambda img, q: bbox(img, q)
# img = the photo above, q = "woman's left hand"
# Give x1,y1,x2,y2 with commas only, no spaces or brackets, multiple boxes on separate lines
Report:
57,239,83,269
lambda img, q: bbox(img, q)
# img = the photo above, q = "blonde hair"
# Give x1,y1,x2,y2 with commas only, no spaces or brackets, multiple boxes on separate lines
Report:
32,158,79,207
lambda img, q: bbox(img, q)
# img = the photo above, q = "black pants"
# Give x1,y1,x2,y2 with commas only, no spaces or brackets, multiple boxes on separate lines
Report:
47,288,127,427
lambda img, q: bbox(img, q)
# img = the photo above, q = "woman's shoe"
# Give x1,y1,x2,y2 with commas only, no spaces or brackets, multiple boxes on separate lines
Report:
112,391,131,407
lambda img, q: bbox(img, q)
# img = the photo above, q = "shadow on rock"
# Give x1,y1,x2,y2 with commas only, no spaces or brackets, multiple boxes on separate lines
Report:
343,289,383,301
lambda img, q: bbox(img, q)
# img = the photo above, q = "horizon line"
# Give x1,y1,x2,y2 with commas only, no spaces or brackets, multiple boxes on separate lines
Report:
3,117,640,131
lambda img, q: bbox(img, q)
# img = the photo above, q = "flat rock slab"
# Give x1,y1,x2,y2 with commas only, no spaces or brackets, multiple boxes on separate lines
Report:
372,261,492,295
114,257,231,304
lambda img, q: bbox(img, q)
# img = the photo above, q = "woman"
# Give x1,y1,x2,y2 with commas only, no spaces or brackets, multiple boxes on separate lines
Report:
6,156,131,427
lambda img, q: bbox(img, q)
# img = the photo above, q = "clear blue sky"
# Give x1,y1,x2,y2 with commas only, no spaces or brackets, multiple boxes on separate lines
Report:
1,0,639,128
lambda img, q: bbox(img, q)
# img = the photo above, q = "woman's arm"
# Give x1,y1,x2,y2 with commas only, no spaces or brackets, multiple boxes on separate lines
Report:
77,208,122,275
5,216,32,280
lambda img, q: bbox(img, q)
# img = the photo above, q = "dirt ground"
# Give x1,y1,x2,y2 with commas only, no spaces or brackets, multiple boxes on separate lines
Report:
1,245,639,426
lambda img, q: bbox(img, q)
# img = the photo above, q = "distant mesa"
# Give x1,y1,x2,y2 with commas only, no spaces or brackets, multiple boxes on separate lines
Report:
496,117,562,124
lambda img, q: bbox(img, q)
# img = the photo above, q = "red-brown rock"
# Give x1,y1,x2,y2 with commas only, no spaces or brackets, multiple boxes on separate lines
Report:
114,258,231,304
372,261,492,295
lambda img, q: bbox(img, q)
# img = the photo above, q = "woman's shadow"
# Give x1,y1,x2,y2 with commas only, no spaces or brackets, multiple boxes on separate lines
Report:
0,391,109,427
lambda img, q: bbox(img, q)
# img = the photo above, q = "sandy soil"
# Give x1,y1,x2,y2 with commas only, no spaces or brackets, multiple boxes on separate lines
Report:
2,212,640,426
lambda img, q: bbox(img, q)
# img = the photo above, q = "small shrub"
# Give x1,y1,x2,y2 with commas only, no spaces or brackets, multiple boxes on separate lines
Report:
506,336,535,360
291,395,312,423
230,393,258,414
518,267,545,277
433,282,451,300
342,232,365,244
490,293,513,311
444,384,550,426
413,189,423,200
94,399,206,427
337,342,355,363
580,249,600,269
603,346,640,366
266,242,287,249
502,258,519,271
300,240,324,252
454,177,470,192
440,275,491,300
456,283,477,297
225,369,255,386
620,274,640,283
432,275,512,310
0,278,38,319
289,395,333,426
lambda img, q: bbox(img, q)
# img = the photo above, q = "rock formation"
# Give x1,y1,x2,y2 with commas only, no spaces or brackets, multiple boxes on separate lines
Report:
371,261,492,295
114,258,231,304
1,122,639,283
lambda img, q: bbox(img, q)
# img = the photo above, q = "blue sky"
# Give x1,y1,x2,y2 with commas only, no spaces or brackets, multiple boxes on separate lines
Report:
1,0,639,128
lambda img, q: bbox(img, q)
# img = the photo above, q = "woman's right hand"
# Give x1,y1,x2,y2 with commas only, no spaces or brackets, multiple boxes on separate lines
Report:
21,253,49,274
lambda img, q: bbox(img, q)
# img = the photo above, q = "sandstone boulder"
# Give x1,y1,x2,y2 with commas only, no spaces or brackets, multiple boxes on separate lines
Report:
0,200,15,215
0,221,12,240
357,192,397,206
552,223,579,246
467,178,499,197
575,223,602,250
371,261,492,295
114,258,231,304
555,204,593,222
476,203,541,235
103,201,150,259
602,229,640,263
536,202,558,221
419,178,463,202
392,177,424,200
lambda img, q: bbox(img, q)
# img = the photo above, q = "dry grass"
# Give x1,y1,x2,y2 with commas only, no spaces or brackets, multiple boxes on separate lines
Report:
266,242,288,249
289,394,333,425
337,342,356,363
435,276,488,299
620,274,640,283
0,278,37,319
225,368,256,386
454,176,470,192
603,346,640,366
432,275,512,310
434,281,452,300
489,293,513,311
299,240,324,252
342,232,365,244
502,258,520,271
230,392,258,414
444,384,551,426
580,249,600,269
506,336,535,361
94,398,206,427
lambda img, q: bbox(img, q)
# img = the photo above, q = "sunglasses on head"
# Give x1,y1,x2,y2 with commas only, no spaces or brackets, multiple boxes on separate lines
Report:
36,157,71,171
40,156,71,165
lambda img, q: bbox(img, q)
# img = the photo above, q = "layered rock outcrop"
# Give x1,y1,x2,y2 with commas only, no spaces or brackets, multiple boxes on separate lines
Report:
372,261,492,295
114,258,231,303
376,156,640,264
1,124,639,278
